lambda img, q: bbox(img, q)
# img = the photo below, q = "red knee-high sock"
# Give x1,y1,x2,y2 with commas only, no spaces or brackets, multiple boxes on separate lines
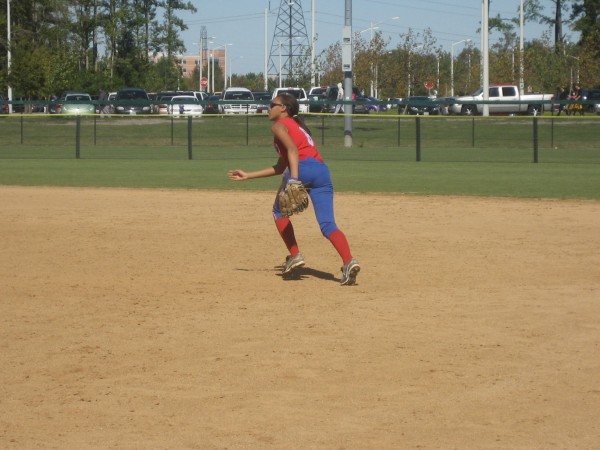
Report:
275,217,299,256
328,230,352,264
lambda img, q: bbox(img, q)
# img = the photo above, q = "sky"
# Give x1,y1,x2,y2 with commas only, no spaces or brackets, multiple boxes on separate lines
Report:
177,0,574,75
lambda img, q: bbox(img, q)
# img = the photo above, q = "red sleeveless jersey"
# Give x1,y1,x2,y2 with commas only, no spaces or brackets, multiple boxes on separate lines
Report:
274,117,323,167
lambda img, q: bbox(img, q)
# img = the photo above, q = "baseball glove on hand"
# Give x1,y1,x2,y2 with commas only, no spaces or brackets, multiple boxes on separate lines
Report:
278,179,309,217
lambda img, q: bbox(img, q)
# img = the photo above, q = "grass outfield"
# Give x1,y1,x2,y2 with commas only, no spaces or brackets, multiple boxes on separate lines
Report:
1,155,599,200
1,114,599,199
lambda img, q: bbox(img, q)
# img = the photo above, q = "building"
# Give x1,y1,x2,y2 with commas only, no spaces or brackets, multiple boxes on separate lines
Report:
176,50,226,79
150,49,227,92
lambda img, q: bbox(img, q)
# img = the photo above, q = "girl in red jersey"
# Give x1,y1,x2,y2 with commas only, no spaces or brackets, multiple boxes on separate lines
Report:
227,93,360,285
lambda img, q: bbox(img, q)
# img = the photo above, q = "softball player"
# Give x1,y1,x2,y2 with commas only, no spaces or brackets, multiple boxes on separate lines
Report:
228,92,360,285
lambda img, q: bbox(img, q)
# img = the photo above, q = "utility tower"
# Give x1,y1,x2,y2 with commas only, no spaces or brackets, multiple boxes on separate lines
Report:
200,26,207,76
268,0,310,86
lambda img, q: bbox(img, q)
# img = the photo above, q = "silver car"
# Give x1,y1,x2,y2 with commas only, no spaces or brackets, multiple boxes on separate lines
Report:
168,95,204,116
59,92,95,115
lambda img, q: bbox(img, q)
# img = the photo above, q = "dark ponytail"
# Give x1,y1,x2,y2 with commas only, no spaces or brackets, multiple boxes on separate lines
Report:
277,92,313,137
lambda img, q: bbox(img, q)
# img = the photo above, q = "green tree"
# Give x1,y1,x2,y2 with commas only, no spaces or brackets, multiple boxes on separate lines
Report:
571,0,600,51
154,0,196,58
526,0,572,50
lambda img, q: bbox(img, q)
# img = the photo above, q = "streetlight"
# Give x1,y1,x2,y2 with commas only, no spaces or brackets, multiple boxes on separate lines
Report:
361,16,399,41
407,43,422,98
288,1,294,80
192,40,203,91
7,0,13,113
276,36,301,88
310,0,316,87
278,40,283,88
567,55,580,89
451,39,471,97
519,0,524,94
201,35,216,94
209,41,232,91
360,17,399,97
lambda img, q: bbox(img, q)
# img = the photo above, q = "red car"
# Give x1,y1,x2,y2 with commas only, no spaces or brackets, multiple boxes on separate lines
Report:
0,94,8,113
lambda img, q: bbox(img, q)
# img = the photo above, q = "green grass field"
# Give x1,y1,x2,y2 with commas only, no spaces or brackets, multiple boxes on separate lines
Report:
1,114,599,199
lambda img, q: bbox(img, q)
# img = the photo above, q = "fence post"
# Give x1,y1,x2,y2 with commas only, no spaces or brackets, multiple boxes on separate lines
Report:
397,117,401,147
75,116,81,159
171,116,174,145
415,116,421,162
187,116,193,160
20,114,24,144
550,117,554,149
533,117,539,163
472,117,475,147
246,114,250,146
94,115,97,146
321,115,325,146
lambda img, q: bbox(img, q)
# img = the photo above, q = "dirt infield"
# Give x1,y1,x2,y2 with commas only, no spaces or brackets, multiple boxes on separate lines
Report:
1,186,599,449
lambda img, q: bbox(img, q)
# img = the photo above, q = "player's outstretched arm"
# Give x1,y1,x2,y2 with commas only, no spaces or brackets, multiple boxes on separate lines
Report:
227,158,285,181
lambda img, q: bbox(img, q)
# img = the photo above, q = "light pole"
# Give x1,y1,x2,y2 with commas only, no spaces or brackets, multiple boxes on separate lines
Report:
407,43,422,98
203,35,216,94
567,55,580,88
360,16,399,97
277,37,301,87
288,1,294,82
192,40,203,91
278,40,283,88
519,0,524,94
310,0,316,87
482,0,490,116
209,41,232,91
359,25,378,98
451,39,471,97
7,0,13,113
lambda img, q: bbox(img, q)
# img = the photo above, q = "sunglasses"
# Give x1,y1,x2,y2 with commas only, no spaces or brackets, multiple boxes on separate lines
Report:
269,102,284,109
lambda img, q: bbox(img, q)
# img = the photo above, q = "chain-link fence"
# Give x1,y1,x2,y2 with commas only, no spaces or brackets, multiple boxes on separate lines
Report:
1,113,599,164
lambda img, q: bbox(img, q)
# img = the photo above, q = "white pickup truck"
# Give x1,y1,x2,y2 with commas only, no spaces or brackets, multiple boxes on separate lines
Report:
450,85,553,116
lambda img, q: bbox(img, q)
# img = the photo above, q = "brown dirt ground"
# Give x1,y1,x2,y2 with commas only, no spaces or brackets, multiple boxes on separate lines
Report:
1,186,599,449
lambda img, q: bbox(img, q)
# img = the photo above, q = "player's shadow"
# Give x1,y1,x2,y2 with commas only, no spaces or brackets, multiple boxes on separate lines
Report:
277,265,337,282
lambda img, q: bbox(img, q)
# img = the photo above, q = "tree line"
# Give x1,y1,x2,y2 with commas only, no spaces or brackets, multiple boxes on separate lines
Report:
1,0,599,101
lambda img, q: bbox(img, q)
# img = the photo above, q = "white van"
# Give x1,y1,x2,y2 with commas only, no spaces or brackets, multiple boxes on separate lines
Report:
220,87,257,114
272,87,309,113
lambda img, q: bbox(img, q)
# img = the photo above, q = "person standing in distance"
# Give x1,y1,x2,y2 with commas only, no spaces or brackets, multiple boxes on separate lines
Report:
227,93,360,285
334,82,344,114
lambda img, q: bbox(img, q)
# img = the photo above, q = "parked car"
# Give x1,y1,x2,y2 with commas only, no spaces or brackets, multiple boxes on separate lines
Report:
435,96,458,115
321,85,363,113
195,91,209,102
272,87,309,113
0,93,7,114
385,97,403,109
146,92,158,112
308,86,327,96
351,96,370,114
362,96,388,113
168,95,204,116
176,90,208,103
106,92,117,114
220,87,257,114
400,96,441,115
580,88,600,113
58,92,95,115
114,87,151,115
203,95,221,114
152,91,178,114
308,86,328,112
253,91,272,114
154,91,178,114
449,84,553,116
